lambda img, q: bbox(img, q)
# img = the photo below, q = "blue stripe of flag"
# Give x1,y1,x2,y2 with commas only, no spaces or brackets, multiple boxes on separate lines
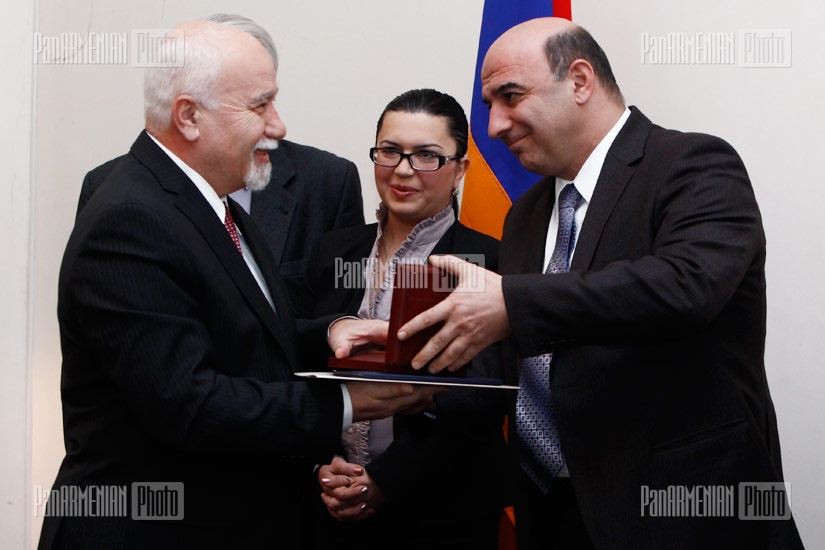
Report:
470,0,557,201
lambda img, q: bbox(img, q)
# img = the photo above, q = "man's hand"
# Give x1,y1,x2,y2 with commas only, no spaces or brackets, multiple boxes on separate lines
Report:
346,381,443,422
397,254,511,373
318,456,386,521
328,318,388,359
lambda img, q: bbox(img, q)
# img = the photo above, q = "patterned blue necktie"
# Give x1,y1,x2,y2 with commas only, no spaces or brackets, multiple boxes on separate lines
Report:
516,183,582,493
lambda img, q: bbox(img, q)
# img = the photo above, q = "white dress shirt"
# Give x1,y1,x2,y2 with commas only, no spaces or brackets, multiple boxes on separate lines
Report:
543,108,631,270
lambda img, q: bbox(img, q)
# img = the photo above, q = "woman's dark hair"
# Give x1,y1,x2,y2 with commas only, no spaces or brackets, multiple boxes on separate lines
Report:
375,88,469,157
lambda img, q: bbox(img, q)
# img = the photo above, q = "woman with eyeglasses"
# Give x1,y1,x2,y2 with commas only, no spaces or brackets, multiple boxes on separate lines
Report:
297,89,508,549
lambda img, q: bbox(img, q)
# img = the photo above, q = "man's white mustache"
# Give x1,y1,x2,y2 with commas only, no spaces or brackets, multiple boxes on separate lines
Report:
254,138,280,152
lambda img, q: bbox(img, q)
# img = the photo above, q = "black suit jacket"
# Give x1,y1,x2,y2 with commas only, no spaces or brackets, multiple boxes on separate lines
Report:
77,139,364,300
299,222,509,548
501,108,802,548
40,131,346,549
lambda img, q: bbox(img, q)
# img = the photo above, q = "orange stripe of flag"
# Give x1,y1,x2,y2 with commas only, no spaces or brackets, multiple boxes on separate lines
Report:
460,133,512,240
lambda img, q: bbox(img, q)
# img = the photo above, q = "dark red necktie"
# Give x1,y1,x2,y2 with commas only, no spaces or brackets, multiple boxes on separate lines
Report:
223,202,242,255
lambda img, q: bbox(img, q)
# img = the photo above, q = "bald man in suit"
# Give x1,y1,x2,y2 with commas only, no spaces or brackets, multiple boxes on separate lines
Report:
400,18,803,550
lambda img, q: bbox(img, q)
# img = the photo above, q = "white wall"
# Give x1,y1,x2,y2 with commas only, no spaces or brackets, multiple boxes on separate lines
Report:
0,0,36,547
15,0,821,548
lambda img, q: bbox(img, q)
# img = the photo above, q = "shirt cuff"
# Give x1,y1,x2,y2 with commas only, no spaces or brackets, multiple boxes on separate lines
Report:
327,315,361,343
340,383,353,432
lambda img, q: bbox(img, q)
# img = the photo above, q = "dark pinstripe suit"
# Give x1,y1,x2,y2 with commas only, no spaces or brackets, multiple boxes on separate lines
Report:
501,108,803,549
40,131,345,549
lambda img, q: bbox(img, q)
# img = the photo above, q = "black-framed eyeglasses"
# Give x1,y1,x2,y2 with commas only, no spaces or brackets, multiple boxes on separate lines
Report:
369,147,461,172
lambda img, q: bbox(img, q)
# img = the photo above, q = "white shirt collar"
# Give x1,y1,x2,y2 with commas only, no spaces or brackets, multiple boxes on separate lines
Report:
544,108,631,270
147,133,228,222
556,107,631,202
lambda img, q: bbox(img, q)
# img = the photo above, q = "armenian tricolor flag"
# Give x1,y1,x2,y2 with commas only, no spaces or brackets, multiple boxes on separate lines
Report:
463,5,574,547
460,0,572,239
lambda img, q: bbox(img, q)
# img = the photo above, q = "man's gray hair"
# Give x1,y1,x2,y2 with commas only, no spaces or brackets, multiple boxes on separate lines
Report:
143,15,279,131
206,13,278,70
143,24,224,131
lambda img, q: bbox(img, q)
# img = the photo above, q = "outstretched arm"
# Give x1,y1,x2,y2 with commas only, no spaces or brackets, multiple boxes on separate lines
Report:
398,254,511,373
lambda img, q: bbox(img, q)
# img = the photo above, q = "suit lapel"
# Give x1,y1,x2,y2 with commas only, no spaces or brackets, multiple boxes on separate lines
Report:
333,225,377,315
431,221,458,256
570,107,651,271
250,144,296,264
230,200,301,368
175,185,287,339
131,132,293,363
520,178,557,274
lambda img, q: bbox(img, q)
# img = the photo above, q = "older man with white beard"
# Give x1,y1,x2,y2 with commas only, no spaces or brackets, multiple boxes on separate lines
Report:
77,14,366,301
39,19,436,550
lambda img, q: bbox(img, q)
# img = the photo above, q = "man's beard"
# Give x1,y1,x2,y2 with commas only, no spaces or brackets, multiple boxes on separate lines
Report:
244,138,279,191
